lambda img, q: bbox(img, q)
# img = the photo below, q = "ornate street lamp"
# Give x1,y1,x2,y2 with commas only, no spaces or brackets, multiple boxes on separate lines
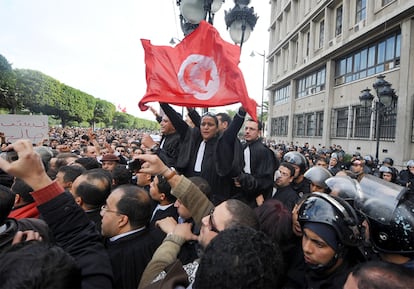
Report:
176,0,258,49
177,0,225,35
359,75,397,164
225,0,258,49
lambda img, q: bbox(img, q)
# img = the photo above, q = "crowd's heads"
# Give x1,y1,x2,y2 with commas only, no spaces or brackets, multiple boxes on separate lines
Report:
0,241,81,289
344,261,414,289
34,146,54,171
101,184,152,237
71,169,112,210
255,199,294,252
193,226,284,289
11,178,34,205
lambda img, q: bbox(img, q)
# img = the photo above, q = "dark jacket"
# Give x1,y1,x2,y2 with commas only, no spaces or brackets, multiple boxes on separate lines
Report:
271,184,300,211
105,228,158,289
33,186,114,289
161,103,233,205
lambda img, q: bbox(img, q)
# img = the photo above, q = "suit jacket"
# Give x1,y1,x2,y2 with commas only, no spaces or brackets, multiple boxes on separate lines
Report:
105,228,158,289
271,185,300,211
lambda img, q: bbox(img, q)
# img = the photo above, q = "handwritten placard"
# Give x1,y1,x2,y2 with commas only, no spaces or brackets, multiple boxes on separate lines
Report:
0,115,48,144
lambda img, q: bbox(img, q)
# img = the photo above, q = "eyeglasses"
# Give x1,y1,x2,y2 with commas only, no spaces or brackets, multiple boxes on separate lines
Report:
208,207,220,233
101,204,122,215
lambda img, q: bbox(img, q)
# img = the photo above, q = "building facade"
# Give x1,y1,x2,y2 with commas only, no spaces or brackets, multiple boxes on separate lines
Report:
266,0,414,168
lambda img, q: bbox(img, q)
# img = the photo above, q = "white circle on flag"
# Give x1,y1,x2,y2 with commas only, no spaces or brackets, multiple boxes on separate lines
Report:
177,54,219,100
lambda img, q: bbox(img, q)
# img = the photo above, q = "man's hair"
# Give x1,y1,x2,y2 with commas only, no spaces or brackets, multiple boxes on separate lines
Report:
156,175,176,203
0,241,81,289
74,157,101,170
255,199,295,253
247,118,262,131
279,162,295,177
111,165,132,188
188,176,211,198
115,185,152,229
11,178,34,204
74,169,111,209
350,260,413,289
224,199,259,230
193,226,284,289
216,112,231,125
0,184,15,224
58,165,86,183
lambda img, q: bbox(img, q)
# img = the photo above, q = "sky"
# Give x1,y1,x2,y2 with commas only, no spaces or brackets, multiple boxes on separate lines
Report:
0,0,270,120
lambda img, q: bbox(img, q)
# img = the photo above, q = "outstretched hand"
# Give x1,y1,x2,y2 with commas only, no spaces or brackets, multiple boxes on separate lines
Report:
136,153,168,176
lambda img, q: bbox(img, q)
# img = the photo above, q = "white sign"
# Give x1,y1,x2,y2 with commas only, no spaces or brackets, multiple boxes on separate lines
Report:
0,115,48,144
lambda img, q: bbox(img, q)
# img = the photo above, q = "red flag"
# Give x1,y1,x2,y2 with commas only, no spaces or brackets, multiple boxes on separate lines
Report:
139,21,257,121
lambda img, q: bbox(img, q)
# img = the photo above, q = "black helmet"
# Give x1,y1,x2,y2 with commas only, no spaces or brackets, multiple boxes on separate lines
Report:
298,192,362,247
283,152,307,174
357,175,414,253
382,157,394,166
304,166,332,189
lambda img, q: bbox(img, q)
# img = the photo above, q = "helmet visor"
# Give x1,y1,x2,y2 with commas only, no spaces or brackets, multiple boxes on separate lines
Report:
325,176,358,199
355,175,407,224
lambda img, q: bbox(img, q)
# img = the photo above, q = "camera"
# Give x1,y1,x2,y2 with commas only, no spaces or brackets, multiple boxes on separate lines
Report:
127,159,142,171
6,150,18,162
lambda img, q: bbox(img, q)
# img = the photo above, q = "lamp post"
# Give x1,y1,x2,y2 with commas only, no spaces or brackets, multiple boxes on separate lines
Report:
359,74,397,164
176,0,258,49
225,0,258,50
250,50,265,133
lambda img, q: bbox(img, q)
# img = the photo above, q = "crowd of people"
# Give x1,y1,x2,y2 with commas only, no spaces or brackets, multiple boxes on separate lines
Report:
0,104,413,289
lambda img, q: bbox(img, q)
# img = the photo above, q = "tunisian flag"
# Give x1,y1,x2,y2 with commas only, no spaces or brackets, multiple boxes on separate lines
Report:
139,20,257,121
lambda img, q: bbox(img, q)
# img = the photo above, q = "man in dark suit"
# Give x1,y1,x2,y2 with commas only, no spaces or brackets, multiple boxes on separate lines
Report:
271,162,300,211
101,184,158,289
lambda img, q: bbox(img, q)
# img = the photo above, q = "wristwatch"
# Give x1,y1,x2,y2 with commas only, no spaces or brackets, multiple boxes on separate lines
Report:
164,167,177,180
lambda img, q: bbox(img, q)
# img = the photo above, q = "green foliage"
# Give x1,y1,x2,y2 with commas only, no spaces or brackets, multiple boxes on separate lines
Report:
0,54,12,71
0,53,159,129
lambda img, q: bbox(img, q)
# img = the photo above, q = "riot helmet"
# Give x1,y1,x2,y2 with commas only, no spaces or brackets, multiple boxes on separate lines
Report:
298,192,362,248
304,166,332,189
356,175,414,254
382,157,394,166
406,160,414,168
283,151,308,175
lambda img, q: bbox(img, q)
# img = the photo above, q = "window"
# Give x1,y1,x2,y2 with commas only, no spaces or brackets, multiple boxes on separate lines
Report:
297,67,326,98
331,104,396,140
353,106,371,138
382,0,393,6
356,0,366,23
335,5,343,36
271,116,289,137
335,31,400,85
294,112,324,137
319,20,325,48
331,107,349,137
274,84,291,104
